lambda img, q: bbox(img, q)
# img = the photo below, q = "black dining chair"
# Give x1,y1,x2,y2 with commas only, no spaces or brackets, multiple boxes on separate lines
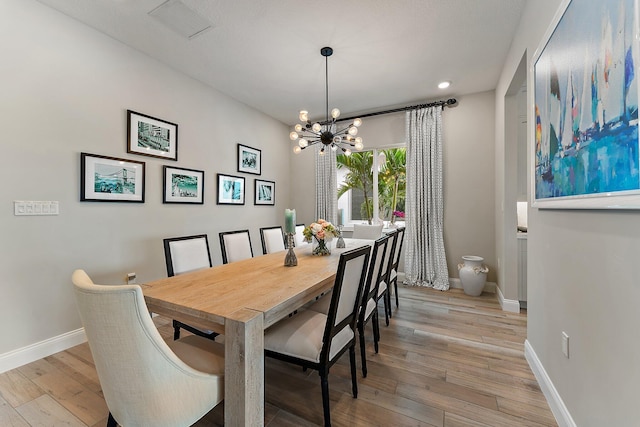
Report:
163,234,218,341
219,229,253,264
264,246,370,427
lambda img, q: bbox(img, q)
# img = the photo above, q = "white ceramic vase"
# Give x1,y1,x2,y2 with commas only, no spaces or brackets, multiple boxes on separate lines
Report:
458,255,488,296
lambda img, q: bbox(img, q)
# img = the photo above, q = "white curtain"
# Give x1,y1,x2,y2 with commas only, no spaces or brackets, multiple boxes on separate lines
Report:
315,145,337,224
404,106,449,290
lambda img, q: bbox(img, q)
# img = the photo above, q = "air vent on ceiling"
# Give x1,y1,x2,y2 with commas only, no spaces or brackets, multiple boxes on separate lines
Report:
149,0,213,40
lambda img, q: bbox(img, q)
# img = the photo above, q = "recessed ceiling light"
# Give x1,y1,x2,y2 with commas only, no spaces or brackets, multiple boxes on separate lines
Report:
438,81,451,89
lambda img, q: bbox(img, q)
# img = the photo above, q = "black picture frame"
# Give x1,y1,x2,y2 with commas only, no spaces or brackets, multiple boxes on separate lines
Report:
80,152,145,202
217,173,245,205
163,166,204,204
127,110,178,161
254,179,275,205
237,143,261,175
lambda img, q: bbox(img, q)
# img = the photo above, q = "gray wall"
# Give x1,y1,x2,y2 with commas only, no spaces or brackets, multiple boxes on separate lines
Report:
496,0,640,424
0,0,289,356
290,91,497,282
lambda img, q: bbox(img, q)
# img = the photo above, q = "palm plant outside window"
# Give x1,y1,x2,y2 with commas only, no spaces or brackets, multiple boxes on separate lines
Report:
337,147,406,225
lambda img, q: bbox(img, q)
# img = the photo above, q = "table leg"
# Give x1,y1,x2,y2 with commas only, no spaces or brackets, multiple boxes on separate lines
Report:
224,308,264,426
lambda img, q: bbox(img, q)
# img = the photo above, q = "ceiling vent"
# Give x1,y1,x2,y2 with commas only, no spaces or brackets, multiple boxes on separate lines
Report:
149,0,213,40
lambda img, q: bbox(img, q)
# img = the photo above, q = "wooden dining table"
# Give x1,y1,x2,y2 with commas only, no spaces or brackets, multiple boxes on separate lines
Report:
142,238,373,427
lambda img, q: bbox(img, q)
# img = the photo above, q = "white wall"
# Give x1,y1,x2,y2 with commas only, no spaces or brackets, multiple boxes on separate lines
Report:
0,0,289,359
290,91,496,282
496,0,640,424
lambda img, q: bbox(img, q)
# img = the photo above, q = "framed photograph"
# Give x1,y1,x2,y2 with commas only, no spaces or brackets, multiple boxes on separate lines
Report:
80,152,145,202
532,0,640,209
163,166,204,204
217,173,245,205
237,144,261,175
254,179,275,205
127,110,178,161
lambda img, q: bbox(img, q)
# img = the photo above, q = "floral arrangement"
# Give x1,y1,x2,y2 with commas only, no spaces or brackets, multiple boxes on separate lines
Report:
391,210,405,224
303,219,338,255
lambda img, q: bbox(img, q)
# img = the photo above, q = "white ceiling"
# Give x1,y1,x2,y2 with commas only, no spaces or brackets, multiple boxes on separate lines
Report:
35,0,526,125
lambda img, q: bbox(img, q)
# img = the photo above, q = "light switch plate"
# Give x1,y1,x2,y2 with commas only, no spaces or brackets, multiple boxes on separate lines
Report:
14,201,59,216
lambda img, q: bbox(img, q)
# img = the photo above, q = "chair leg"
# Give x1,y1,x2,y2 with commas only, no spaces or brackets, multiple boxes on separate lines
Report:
394,278,399,307
172,320,180,340
320,371,331,427
372,313,380,354
386,291,393,319
349,345,358,398
382,296,389,326
358,323,367,377
107,412,117,427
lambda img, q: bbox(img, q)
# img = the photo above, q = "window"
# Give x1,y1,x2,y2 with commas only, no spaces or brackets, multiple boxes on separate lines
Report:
337,147,406,226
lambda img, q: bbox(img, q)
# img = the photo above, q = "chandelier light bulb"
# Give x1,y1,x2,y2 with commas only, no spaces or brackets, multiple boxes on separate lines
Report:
294,124,303,132
319,148,326,156
333,135,342,144
348,126,358,136
299,110,309,122
299,138,308,148
293,145,302,154
289,131,299,141
331,144,338,151
312,122,322,132
331,108,341,119
344,148,352,156
355,141,364,151
353,118,362,127
355,137,363,144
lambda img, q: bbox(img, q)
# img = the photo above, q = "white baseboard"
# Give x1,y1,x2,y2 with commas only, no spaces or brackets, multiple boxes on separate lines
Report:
525,340,576,427
496,284,521,313
0,328,87,374
448,277,497,294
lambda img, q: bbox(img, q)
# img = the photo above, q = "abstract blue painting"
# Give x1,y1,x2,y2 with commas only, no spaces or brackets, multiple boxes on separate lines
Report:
534,0,640,207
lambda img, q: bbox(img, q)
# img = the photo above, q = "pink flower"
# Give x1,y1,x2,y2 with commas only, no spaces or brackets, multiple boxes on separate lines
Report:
317,230,325,239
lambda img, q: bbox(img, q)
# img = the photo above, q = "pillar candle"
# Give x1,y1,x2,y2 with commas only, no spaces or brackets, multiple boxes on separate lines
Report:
285,208,296,233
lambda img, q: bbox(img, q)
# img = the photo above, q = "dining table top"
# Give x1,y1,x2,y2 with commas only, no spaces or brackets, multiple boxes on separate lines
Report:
142,238,373,332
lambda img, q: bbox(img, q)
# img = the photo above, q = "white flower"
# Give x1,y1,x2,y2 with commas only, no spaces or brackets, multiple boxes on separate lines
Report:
312,223,323,232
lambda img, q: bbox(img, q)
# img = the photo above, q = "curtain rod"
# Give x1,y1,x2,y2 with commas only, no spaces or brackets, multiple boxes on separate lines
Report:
333,98,457,123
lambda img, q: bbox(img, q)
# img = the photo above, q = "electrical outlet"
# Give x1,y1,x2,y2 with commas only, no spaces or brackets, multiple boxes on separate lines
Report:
562,331,569,358
127,272,137,284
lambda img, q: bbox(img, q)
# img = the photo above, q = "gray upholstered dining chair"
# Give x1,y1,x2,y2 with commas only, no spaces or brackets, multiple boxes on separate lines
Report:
72,270,224,427
219,229,253,264
386,227,406,307
310,235,390,377
259,226,286,254
264,246,370,427
352,223,384,239
163,234,218,341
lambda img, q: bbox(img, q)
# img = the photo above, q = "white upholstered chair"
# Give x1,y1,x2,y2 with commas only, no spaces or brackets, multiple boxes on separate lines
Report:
386,227,406,307
259,226,286,254
264,246,370,427
352,223,384,239
219,229,253,264
72,270,224,427
163,234,218,341
294,223,308,247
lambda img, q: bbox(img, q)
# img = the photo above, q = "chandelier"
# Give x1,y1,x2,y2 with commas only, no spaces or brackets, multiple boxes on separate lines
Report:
290,47,363,155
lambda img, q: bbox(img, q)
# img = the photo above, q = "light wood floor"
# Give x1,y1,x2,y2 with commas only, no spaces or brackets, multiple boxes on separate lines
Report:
0,286,556,427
